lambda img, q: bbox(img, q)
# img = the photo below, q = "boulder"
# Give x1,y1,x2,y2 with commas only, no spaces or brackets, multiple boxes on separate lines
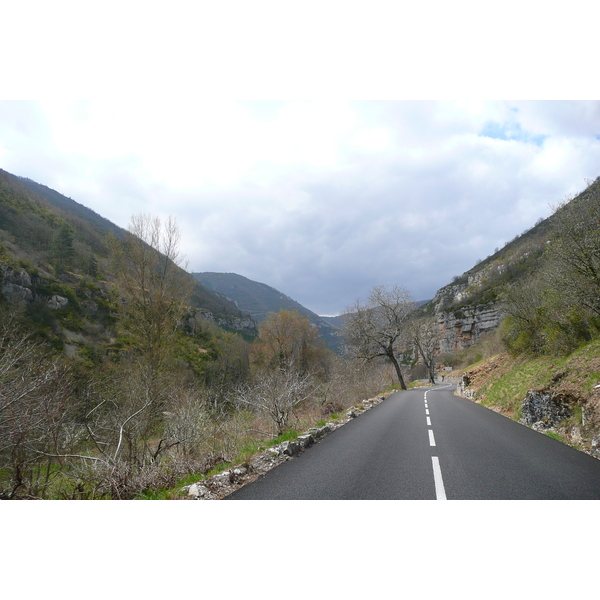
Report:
1,282,33,304
298,434,314,448
520,391,573,428
48,295,69,309
280,440,301,456
0,265,31,287
314,424,331,438
212,471,232,486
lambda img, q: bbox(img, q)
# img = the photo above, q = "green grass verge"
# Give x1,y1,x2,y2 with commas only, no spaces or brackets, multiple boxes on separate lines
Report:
476,355,567,418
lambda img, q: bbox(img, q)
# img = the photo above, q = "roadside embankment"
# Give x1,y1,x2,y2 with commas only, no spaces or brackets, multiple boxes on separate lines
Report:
181,393,391,500
450,341,600,459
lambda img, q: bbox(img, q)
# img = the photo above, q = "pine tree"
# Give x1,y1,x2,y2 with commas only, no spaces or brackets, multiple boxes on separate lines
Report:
51,224,75,274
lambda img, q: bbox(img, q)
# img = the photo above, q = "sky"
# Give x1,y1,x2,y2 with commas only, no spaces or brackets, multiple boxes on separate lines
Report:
1,3,600,317
2,99,599,315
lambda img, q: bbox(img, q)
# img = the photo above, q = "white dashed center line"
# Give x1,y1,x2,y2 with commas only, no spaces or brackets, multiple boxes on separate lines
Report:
424,388,447,499
431,456,447,500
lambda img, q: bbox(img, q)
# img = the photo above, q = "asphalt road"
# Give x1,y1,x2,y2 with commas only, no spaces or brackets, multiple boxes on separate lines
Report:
226,383,600,500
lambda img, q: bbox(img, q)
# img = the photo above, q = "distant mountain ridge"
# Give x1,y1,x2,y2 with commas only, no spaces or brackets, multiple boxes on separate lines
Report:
192,271,342,353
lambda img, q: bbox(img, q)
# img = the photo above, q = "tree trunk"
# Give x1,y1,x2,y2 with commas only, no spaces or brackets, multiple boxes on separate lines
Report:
388,351,407,390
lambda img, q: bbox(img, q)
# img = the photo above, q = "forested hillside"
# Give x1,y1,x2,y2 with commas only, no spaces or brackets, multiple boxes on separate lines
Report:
419,177,600,356
193,271,342,353
440,177,600,458
0,169,253,331
0,169,391,499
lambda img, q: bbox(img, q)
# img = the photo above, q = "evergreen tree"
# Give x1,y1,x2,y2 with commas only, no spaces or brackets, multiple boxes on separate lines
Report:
51,224,75,274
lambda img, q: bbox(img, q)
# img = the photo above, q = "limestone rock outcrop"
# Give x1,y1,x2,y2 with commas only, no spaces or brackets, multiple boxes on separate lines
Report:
519,391,575,430
436,302,504,353
0,264,34,304
431,277,504,353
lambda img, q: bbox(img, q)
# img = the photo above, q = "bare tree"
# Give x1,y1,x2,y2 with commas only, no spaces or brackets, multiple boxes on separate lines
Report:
411,317,440,384
109,214,195,435
236,363,315,435
111,213,194,370
341,285,416,390
0,308,75,498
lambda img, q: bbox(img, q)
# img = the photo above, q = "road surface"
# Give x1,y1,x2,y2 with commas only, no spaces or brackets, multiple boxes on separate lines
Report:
226,383,600,499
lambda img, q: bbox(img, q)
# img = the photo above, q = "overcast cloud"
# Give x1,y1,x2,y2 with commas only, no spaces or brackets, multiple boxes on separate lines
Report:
1,2,599,316
1,99,600,315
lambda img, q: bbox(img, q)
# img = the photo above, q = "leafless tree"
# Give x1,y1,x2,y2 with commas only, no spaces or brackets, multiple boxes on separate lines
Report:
236,363,315,435
107,214,196,447
410,317,441,384
0,308,76,498
111,213,194,370
341,285,416,390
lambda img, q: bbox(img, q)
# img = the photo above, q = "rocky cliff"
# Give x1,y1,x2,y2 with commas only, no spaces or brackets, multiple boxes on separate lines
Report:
431,276,504,353
0,261,257,343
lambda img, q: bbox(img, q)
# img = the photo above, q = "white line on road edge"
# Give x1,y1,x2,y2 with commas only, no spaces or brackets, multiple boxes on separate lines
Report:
431,457,447,500
428,430,436,446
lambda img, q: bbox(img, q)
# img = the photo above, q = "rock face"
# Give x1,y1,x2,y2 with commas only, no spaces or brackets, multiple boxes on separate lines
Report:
519,391,574,430
0,265,34,304
436,302,504,353
431,278,504,352
188,310,256,334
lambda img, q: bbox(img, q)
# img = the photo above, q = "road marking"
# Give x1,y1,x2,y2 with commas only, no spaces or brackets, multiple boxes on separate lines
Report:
428,430,436,446
426,416,431,426
431,457,447,500
425,408,429,415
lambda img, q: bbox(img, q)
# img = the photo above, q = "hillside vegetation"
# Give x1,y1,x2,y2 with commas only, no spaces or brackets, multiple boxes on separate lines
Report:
3,164,600,499
193,271,342,353
451,336,600,457
0,169,396,499
442,177,600,456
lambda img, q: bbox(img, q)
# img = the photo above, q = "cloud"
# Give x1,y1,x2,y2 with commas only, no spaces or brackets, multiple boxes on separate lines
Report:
2,100,600,315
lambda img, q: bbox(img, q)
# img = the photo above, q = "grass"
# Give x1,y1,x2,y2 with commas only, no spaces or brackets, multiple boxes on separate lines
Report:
476,355,567,417
544,430,581,450
137,430,301,500
137,394,390,500
136,386,395,500
458,336,600,457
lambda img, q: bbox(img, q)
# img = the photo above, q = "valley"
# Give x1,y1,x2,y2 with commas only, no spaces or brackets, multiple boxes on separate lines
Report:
2,166,600,500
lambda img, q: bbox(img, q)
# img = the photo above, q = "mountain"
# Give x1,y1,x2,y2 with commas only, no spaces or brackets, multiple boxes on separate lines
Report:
424,176,600,354
192,271,342,353
0,169,255,344
17,176,128,238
